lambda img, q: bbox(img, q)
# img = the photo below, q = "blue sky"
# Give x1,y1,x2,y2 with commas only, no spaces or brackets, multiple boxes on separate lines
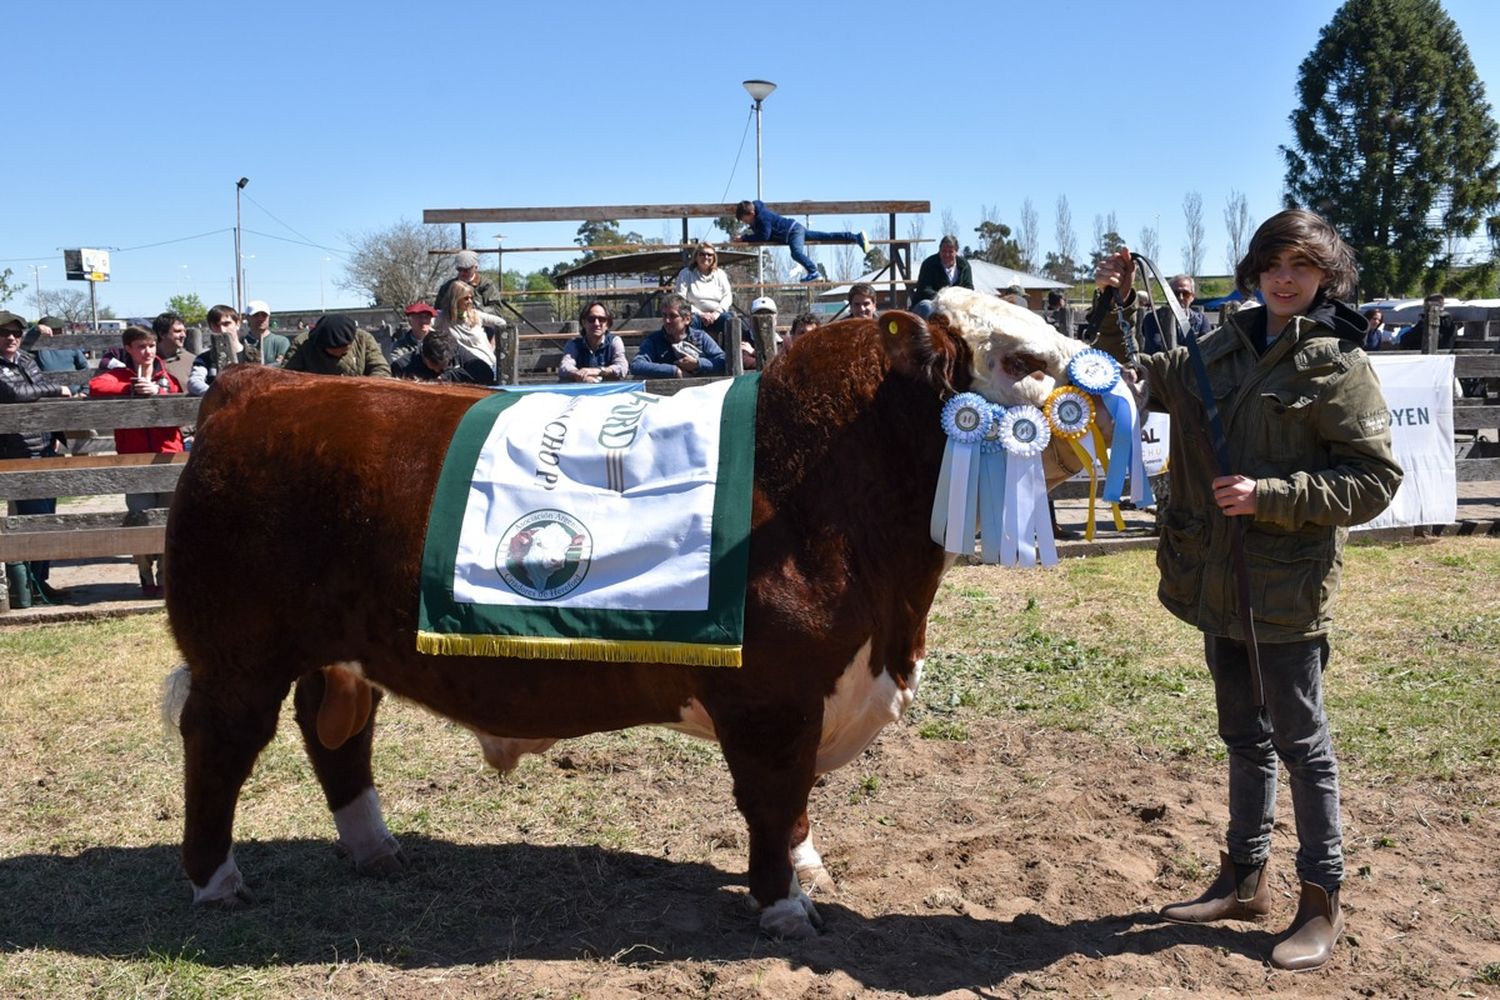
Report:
4,0,1498,318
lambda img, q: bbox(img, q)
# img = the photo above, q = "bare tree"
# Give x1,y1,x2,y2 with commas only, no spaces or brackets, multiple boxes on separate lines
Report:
339,218,459,308
832,221,859,281
35,288,110,326
1138,223,1161,263
1054,195,1078,266
1018,197,1040,272
1223,189,1254,271
1181,190,1205,276
904,215,926,273
941,209,960,245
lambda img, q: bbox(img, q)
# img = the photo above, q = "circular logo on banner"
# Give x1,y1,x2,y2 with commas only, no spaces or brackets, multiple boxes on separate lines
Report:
496,509,593,601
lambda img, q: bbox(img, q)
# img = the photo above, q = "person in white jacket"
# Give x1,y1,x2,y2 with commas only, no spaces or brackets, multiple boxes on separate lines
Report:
436,280,505,381
673,243,734,338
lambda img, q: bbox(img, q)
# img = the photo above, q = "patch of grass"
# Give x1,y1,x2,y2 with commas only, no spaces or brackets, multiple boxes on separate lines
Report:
917,719,969,741
1476,962,1500,985
923,539,1500,782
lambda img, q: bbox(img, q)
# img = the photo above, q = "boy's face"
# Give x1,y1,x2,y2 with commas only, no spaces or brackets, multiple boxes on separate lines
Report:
1260,252,1325,326
737,209,754,225
850,294,877,319
126,337,158,369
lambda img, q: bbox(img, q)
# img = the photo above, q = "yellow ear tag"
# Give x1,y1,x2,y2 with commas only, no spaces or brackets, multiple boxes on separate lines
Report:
887,320,900,336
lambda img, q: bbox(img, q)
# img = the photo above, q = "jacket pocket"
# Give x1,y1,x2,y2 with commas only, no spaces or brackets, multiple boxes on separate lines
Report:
1258,390,1319,468
1243,529,1334,630
1156,509,1205,609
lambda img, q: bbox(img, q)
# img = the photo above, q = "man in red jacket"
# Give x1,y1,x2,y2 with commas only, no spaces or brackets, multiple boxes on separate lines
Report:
88,326,184,598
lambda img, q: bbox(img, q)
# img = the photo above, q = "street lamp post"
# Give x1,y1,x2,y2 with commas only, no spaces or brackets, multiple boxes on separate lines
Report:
28,264,47,317
742,79,776,291
235,177,249,316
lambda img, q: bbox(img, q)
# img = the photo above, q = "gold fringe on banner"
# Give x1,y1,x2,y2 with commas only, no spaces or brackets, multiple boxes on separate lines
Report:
415,631,743,668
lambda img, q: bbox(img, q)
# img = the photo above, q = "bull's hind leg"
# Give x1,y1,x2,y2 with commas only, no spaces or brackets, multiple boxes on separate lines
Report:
292,666,408,878
177,664,290,906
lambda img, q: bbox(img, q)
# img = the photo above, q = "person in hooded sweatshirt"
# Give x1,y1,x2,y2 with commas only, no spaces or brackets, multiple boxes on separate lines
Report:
1093,209,1402,973
281,314,391,378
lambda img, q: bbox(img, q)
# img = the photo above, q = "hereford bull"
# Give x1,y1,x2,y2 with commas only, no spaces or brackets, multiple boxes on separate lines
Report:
164,291,1087,938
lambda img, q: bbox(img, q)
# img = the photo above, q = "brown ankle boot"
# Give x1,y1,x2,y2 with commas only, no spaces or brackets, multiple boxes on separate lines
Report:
1160,852,1271,923
1270,881,1343,971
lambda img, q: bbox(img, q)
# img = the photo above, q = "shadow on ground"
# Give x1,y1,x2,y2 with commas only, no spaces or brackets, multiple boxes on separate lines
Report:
0,838,1272,993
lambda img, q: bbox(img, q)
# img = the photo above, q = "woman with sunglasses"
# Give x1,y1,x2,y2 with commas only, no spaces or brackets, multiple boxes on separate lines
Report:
673,243,734,338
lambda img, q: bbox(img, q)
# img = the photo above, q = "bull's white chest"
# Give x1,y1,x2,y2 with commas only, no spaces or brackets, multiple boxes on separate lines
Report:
668,640,923,775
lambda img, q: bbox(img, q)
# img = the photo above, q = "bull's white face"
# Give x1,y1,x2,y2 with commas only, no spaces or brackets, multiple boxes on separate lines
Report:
933,287,1086,407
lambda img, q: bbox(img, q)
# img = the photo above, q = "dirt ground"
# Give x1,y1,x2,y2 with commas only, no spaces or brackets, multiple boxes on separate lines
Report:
438,722,1497,1000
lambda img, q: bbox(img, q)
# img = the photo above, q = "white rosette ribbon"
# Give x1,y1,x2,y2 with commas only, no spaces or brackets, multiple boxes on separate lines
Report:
996,405,1058,568
930,392,993,556
1067,348,1154,507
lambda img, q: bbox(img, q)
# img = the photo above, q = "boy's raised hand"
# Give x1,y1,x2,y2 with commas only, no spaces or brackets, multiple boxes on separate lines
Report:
1094,247,1136,300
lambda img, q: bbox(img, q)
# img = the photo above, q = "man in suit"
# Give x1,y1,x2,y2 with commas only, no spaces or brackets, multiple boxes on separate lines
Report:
910,236,973,318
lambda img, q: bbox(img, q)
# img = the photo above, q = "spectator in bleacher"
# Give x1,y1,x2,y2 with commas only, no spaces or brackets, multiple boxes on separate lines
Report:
782,312,821,352
630,293,726,379
87,325,185,599
733,199,868,283
281,314,392,378
910,236,973,318
435,249,504,316
26,314,90,394
1,310,73,605
673,243,734,337
243,300,290,365
392,329,494,383
1138,275,1210,353
188,304,244,395
389,302,437,367
436,281,503,380
151,311,196,390
1045,291,1075,338
848,282,878,320
560,301,629,383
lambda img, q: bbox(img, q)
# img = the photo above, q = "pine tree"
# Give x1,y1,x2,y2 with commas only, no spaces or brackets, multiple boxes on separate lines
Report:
1281,0,1500,296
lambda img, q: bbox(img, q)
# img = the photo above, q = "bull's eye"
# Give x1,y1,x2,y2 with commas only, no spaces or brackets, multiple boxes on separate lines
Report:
1000,353,1048,379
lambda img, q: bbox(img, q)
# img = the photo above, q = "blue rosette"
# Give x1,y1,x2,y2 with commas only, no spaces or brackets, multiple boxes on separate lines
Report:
931,393,994,556
1067,348,1121,395
996,405,1057,568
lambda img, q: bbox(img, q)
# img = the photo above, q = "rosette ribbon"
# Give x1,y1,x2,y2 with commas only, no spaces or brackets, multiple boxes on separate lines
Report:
995,405,1057,568
1043,386,1101,540
1067,348,1154,510
930,392,992,556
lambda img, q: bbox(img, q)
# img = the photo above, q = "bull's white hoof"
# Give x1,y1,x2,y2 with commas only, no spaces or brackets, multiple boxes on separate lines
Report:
339,835,409,879
758,896,820,939
332,787,406,877
191,854,253,907
791,837,837,896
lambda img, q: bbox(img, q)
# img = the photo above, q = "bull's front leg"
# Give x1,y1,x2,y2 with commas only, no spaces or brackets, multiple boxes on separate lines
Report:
718,709,822,939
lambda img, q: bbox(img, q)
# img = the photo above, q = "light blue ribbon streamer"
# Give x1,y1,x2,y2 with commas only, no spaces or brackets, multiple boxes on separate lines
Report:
978,442,1008,564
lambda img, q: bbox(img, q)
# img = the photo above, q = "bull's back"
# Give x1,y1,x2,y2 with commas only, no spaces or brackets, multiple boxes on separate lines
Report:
166,368,483,669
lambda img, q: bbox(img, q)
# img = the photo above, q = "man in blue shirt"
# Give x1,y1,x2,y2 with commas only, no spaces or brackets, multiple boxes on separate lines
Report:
733,199,868,283
630,294,727,379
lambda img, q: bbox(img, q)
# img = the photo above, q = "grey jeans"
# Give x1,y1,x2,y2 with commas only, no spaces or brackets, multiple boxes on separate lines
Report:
1205,633,1343,890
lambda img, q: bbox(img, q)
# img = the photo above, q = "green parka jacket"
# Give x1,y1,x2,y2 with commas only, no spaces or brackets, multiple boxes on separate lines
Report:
1114,296,1402,642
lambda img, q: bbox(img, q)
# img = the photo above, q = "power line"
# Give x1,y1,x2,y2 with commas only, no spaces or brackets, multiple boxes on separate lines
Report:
702,106,755,243
242,228,350,257
113,228,234,253
241,191,331,251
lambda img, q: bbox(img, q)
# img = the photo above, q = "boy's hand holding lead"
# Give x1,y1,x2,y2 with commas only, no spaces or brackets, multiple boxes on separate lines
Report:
1094,247,1136,300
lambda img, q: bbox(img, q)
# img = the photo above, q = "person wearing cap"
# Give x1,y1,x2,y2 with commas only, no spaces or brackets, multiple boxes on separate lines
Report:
434,250,504,317
1,310,74,605
242,300,290,365
281,314,392,378
1004,283,1030,308
910,236,974,319
559,301,628,383
389,302,437,367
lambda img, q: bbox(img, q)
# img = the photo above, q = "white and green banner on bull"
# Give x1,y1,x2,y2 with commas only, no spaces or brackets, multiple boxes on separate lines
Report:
418,377,759,667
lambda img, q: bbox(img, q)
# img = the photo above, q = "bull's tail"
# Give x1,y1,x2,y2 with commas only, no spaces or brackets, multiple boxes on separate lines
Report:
161,664,192,740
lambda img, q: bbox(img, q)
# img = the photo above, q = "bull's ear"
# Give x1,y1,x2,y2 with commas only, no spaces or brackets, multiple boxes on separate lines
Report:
882,309,972,395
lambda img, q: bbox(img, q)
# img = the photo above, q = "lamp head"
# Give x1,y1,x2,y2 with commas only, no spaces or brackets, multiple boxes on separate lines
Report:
742,79,776,102
236,177,249,189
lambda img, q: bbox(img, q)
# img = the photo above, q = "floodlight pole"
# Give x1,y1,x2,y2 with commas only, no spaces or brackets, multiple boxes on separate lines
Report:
743,80,776,293
235,177,249,316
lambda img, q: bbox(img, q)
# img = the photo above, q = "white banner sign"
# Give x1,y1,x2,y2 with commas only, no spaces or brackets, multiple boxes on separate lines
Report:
1357,354,1456,530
